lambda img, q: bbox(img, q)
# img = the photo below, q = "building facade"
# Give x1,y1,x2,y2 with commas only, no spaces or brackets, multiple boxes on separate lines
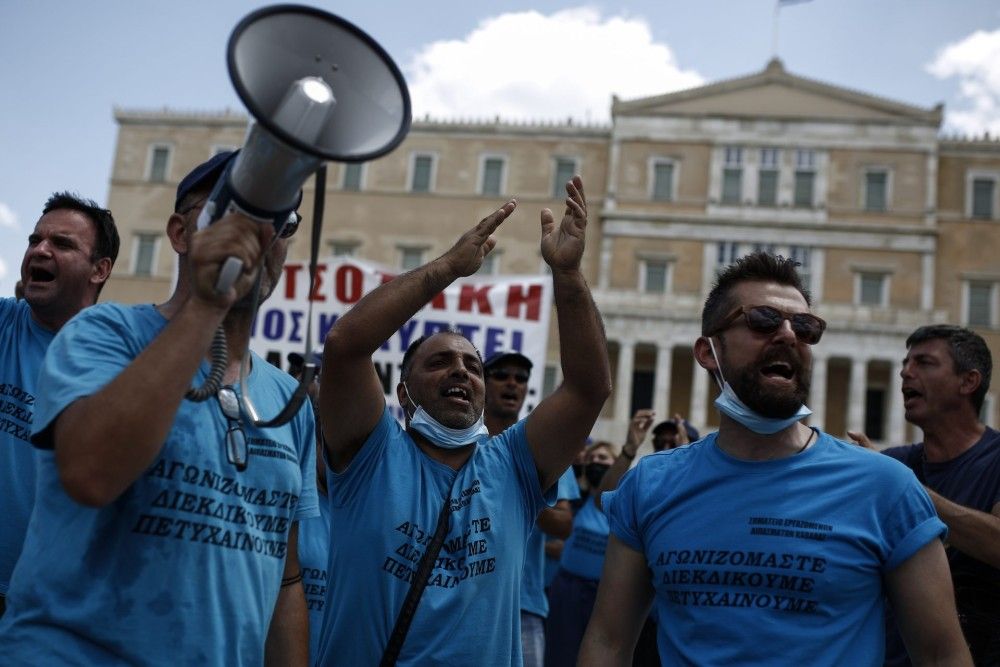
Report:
104,59,1000,446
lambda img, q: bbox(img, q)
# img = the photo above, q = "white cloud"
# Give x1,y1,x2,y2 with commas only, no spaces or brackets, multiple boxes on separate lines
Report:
927,29,1000,136
0,202,16,230
406,7,703,124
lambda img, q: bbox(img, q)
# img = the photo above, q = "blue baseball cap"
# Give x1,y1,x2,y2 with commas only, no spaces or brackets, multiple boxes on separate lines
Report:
175,151,237,211
484,350,533,372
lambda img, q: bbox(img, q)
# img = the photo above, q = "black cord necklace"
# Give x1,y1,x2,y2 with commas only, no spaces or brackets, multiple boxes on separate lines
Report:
797,428,816,454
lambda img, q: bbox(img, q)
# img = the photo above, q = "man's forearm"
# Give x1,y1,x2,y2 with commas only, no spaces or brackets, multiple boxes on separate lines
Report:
54,298,227,507
325,258,456,357
552,268,611,400
929,488,1000,568
264,581,309,667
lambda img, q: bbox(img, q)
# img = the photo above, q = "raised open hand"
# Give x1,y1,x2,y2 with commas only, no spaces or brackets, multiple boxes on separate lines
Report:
441,199,517,277
540,176,587,272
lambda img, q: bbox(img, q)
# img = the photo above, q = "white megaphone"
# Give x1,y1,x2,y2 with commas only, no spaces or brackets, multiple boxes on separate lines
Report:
197,4,411,292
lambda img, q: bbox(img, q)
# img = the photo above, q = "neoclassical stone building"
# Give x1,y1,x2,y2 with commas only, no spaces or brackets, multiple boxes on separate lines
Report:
103,59,1000,448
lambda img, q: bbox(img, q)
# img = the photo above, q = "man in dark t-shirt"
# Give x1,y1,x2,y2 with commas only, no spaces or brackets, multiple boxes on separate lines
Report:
853,325,999,664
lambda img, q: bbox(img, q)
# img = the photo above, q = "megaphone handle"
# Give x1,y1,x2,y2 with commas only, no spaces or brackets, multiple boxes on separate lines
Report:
216,256,244,294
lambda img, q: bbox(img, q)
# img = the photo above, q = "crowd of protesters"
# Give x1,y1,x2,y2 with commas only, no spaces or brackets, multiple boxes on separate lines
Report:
0,151,995,666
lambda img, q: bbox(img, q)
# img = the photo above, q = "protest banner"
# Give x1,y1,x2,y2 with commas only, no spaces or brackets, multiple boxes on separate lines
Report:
249,257,553,422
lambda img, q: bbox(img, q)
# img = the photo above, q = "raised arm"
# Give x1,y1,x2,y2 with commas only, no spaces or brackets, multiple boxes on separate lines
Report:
320,201,517,472
595,410,654,511
525,177,612,490
885,540,972,666
52,213,272,507
578,535,654,666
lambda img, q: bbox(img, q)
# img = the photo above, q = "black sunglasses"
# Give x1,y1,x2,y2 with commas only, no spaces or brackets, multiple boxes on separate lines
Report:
712,305,826,345
490,370,530,384
217,387,249,471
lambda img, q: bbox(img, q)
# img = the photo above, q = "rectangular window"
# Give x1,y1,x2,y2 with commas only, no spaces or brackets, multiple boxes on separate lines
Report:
794,171,815,208
480,157,504,196
722,169,742,204
410,155,433,192
790,245,812,291
968,282,994,327
133,234,158,276
865,170,888,212
400,247,425,271
652,161,675,201
716,242,741,273
972,178,995,219
642,261,668,294
758,170,778,206
858,273,886,306
149,146,170,182
330,241,358,257
760,147,780,168
553,158,577,197
343,163,363,191
796,149,815,169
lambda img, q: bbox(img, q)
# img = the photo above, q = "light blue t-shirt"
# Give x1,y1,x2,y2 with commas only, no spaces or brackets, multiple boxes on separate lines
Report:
316,407,555,666
299,492,331,664
559,495,610,581
603,431,946,667
0,303,319,665
0,298,54,595
521,467,580,617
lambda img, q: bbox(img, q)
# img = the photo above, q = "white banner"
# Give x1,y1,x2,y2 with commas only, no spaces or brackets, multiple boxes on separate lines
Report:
249,257,554,422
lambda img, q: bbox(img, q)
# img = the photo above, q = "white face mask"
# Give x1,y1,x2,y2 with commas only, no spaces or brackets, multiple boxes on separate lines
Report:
403,383,490,449
707,338,811,435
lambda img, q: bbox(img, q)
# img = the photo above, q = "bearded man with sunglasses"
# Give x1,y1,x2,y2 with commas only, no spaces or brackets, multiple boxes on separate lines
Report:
581,252,971,666
0,152,318,666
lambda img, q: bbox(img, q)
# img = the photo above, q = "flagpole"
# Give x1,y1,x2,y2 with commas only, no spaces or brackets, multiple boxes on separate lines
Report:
772,0,780,58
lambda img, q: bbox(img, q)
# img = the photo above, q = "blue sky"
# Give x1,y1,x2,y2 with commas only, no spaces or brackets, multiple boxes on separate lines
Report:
1,0,998,296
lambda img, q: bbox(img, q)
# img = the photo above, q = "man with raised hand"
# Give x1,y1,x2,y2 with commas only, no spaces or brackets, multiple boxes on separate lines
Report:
0,192,118,616
580,251,971,666
317,176,611,666
0,152,317,665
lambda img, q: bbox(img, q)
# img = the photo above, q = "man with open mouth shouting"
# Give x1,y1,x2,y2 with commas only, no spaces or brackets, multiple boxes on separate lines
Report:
316,176,610,666
581,251,971,666
0,193,118,617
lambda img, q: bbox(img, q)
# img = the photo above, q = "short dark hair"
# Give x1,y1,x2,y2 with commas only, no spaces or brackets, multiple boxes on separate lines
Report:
399,330,482,382
42,192,120,266
906,325,992,413
702,251,811,336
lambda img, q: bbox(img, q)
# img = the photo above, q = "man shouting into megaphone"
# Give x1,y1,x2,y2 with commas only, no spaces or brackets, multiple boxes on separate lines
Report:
0,151,318,666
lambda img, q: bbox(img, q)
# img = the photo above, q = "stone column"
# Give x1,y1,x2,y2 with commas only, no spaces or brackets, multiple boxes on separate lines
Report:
690,355,710,429
614,340,635,423
847,358,868,434
888,358,906,445
808,354,828,431
653,343,673,419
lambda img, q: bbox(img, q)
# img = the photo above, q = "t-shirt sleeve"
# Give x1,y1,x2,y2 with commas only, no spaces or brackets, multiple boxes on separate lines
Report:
293,402,319,521
602,465,644,553
326,404,394,508
31,305,143,449
881,471,947,571
555,466,581,502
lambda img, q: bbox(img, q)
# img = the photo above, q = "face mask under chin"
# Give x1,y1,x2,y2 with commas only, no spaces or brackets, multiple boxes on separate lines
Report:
404,383,490,450
707,338,812,435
